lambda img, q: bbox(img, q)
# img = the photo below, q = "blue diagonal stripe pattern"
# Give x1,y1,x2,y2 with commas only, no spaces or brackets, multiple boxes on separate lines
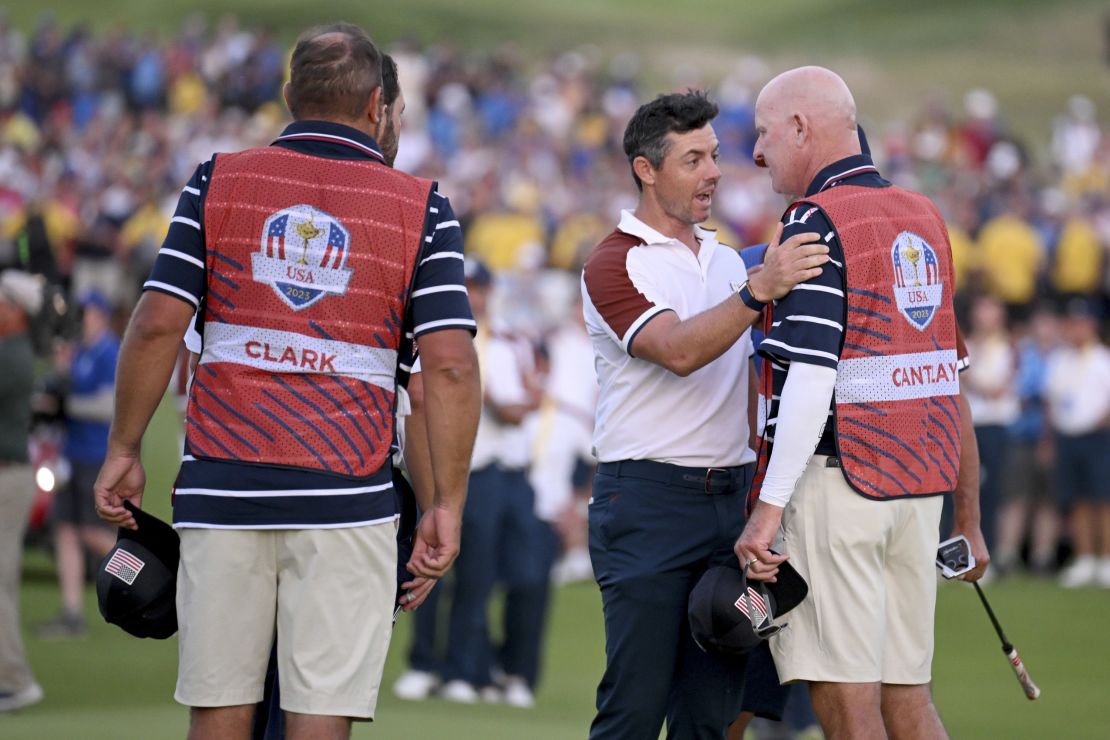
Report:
254,402,331,471
332,376,382,443
930,397,960,438
272,375,365,467
261,390,353,476
848,287,892,304
850,325,893,343
840,451,911,496
845,469,890,498
194,379,275,442
845,342,882,356
841,417,929,470
186,417,238,458
209,250,244,271
923,439,954,489
363,381,391,435
848,305,893,323
854,403,889,417
928,411,959,461
840,433,923,485
925,432,958,481
303,376,376,452
205,306,228,324
212,271,241,292
193,398,260,454
309,321,335,340
208,287,236,310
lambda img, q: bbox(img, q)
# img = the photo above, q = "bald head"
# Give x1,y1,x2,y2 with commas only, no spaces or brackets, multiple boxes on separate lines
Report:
753,66,861,196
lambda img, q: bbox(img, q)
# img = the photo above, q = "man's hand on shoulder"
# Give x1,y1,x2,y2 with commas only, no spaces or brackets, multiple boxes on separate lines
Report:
749,223,828,302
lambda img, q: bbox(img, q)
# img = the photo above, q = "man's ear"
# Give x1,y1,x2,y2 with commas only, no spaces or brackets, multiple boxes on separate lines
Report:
366,85,384,126
632,155,657,188
282,81,294,117
792,112,809,146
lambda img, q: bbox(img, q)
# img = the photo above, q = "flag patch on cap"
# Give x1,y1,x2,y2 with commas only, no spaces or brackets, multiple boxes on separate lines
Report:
105,548,146,585
734,587,769,622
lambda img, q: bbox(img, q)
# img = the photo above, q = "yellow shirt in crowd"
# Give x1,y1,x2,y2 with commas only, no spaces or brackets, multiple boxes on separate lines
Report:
975,213,1045,305
466,211,545,271
946,222,974,290
1052,216,1103,295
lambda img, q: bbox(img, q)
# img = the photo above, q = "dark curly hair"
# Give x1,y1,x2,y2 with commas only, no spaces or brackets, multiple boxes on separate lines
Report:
622,90,719,192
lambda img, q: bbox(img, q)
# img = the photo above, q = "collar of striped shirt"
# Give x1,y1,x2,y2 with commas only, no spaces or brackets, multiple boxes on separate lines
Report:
805,153,881,197
272,120,386,163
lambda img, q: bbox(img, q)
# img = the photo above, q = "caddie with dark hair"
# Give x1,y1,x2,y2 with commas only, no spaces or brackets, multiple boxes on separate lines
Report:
94,21,480,738
580,90,827,739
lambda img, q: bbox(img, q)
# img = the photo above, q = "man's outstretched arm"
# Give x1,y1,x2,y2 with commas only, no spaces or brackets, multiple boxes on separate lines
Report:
631,225,827,376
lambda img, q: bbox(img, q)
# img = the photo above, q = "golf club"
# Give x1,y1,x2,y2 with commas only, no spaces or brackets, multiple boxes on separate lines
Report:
973,581,1041,701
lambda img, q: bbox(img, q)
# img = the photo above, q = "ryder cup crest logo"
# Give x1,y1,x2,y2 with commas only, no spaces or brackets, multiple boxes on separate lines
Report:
252,205,353,311
891,231,943,330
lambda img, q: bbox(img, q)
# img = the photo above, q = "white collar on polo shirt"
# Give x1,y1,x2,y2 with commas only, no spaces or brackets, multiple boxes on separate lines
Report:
616,209,718,251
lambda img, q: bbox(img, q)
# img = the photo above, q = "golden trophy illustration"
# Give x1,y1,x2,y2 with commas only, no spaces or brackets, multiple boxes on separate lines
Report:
903,239,923,286
296,215,322,265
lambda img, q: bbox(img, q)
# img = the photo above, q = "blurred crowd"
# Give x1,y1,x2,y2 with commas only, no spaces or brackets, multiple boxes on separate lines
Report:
0,10,1108,723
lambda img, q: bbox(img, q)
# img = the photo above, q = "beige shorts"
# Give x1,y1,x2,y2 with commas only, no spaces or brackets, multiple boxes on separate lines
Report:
175,523,397,718
770,456,943,685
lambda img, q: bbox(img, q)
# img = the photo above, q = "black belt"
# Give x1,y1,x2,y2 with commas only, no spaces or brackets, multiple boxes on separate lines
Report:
597,460,753,495
825,456,841,468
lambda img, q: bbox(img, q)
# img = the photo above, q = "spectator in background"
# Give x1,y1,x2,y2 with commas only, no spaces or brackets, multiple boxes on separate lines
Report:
531,291,597,586
976,193,1045,323
37,291,119,638
439,259,545,706
1045,298,1110,588
1051,203,1104,302
0,271,44,712
465,178,547,272
996,305,1061,575
963,295,1020,554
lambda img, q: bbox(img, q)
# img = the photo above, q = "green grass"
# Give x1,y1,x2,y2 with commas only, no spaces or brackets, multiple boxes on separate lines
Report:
7,396,1110,738
7,0,1108,146
8,566,1110,738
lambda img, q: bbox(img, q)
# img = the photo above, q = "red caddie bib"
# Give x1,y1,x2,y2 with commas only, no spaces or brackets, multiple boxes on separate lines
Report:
184,146,432,478
753,185,961,502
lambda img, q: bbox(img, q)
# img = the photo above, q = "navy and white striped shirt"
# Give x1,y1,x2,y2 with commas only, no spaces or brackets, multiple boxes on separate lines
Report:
145,120,474,529
758,155,887,456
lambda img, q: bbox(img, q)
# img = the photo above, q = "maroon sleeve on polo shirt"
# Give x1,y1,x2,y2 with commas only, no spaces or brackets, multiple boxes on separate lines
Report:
582,230,671,356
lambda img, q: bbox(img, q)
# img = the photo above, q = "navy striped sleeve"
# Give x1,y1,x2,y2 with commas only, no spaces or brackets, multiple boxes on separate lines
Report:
144,161,211,308
758,207,845,370
408,193,474,337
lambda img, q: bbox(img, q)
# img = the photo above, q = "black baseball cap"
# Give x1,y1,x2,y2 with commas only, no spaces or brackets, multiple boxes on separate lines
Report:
688,558,808,657
96,501,180,639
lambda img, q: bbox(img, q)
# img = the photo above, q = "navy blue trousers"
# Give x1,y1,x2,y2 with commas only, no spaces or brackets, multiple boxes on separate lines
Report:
588,469,749,740
443,466,553,686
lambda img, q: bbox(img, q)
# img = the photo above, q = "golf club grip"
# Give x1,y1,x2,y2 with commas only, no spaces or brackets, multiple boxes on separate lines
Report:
1005,646,1041,701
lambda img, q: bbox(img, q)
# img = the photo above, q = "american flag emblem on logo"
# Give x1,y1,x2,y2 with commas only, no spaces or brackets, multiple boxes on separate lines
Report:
734,586,769,623
105,548,146,585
